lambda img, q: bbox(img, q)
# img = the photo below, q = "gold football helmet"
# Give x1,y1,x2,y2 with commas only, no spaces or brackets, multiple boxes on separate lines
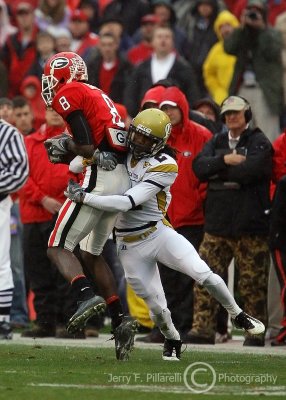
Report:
128,108,172,159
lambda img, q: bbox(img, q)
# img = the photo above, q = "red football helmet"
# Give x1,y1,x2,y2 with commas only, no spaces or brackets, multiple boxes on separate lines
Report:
41,52,88,106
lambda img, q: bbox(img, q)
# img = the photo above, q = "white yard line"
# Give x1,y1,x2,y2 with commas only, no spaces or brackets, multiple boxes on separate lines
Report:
28,382,286,396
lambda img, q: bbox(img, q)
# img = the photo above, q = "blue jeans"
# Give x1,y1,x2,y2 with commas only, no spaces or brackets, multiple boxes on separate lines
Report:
10,203,29,326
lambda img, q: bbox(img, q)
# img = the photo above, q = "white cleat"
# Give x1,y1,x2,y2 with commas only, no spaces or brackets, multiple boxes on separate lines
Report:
232,312,265,335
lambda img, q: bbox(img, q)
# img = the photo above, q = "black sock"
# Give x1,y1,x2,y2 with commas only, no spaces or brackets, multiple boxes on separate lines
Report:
71,276,94,302
107,296,123,331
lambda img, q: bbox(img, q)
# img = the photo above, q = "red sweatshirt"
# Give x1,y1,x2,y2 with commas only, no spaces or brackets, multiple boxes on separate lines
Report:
160,86,212,228
18,125,79,223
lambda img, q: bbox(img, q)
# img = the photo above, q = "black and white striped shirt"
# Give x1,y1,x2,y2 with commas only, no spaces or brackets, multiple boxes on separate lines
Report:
0,119,29,200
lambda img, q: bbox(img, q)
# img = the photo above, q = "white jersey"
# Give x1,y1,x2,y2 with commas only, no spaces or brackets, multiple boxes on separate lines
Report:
83,151,178,234
116,152,178,231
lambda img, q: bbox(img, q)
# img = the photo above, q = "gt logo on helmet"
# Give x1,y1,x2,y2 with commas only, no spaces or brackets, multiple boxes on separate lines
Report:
50,57,69,69
165,122,172,137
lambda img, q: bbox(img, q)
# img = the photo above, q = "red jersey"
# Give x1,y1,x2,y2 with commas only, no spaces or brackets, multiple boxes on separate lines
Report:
52,82,127,152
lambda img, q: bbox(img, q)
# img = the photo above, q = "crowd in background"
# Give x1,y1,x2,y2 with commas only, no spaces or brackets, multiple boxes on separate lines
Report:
1,0,286,347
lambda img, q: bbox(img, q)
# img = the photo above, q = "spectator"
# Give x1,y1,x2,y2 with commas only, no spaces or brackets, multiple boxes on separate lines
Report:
224,0,283,143
268,131,286,346
87,32,132,104
0,117,29,339
79,0,100,33
0,61,8,97
20,76,46,131
12,96,35,136
0,97,14,124
35,0,71,32
1,2,38,98
274,11,286,130
193,97,226,133
175,0,220,98
188,95,272,346
18,107,81,338
203,10,239,105
100,0,151,36
98,17,134,54
47,27,72,53
224,0,286,26
141,79,218,133
69,9,99,61
140,85,166,110
27,31,56,82
124,26,200,117
0,0,17,50
151,0,190,60
127,14,159,66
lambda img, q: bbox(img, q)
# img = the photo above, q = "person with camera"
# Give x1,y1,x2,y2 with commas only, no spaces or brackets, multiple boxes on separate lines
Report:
187,95,272,347
224,0,283,143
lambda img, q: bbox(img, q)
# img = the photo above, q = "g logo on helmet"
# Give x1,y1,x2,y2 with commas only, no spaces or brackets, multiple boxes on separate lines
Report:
50,57,69,69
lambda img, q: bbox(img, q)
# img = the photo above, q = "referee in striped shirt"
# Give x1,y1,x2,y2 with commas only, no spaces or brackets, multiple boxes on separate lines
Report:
0,117,29,339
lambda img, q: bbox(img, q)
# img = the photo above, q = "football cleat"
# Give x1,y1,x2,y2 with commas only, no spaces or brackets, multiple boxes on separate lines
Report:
67,295,106,334
113,316,139,361
162,338,182,361
232,312,265,335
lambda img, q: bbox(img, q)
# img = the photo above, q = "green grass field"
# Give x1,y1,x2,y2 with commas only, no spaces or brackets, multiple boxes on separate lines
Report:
0,343,285,400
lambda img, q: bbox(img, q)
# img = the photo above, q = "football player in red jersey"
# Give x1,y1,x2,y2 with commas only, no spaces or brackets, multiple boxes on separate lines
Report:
41,52,138,360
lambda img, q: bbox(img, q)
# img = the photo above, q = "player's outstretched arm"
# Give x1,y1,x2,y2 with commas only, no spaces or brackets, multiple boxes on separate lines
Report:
64,179,132,212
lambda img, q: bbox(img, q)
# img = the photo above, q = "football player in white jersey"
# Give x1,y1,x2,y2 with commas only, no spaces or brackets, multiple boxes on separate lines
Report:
65,108,265,361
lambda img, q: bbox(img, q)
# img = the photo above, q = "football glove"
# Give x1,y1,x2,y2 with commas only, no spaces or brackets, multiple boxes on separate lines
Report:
82,151,118,171
44,133,73,164
64,179,85,203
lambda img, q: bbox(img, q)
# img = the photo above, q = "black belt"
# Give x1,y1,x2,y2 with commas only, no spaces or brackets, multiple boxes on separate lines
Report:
115,221,157,233
0,193,8,202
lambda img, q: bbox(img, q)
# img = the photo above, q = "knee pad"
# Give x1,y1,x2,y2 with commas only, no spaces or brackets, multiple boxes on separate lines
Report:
150,308,171,327
203,272,224,287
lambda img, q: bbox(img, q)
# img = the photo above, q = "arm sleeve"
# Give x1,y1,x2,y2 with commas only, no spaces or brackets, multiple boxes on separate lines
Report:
66,110,93,145
83,193,133,212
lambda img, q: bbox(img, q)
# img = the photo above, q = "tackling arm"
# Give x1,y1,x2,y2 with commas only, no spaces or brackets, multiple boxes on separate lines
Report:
65,171,176,212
